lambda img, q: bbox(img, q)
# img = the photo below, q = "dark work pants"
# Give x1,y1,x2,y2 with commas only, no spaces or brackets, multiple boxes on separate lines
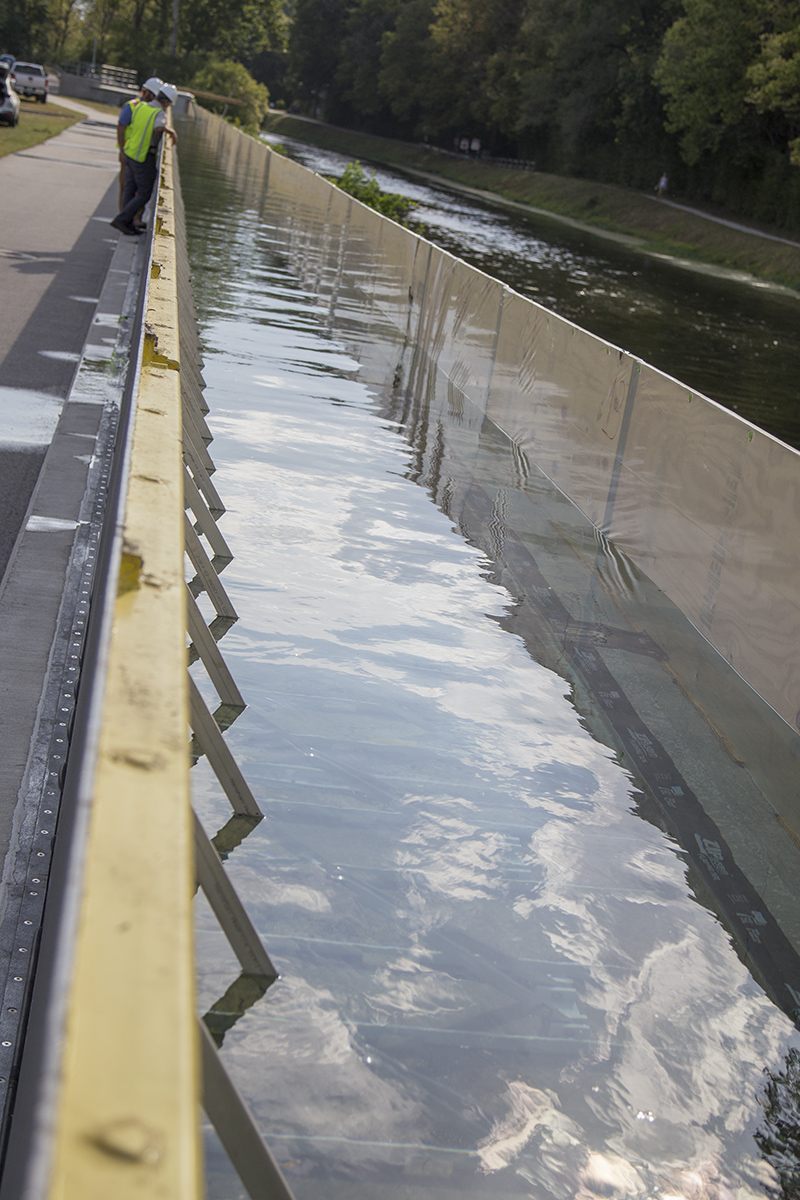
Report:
117,154,157,225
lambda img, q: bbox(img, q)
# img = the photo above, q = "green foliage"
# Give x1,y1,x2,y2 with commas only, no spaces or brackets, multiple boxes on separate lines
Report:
332,159,419,225
189,58,270,131
0,0,57,61
0,0,285,88
10,0,800,232
299,0,800,229
335,0,397,120
747,24,800,166
755,1046,800,1197
653,0,765,164
378,0,436,134
288,0,348,112
179,0,285,66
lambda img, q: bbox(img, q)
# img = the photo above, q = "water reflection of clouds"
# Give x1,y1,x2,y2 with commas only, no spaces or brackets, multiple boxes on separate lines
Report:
226,973,427,1146
397,812,509,903
365,949,464,1020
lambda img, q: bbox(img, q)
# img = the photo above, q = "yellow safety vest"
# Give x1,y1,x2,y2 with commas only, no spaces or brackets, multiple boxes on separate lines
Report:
124,101,159,163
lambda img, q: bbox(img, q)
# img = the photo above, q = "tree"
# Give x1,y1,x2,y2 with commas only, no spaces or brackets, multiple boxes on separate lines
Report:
288,0,348,114
335,0,399,124
747,18,800,165
653,0,766,164
515,0,677,176
378,0,438,136
178,0,285,63
189,58,270,129
0,0,53,60
425,0,528,142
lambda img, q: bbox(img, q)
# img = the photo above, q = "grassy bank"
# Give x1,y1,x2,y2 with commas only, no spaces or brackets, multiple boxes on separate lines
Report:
264,112,800,292
65,99,123,118
0,100,81,160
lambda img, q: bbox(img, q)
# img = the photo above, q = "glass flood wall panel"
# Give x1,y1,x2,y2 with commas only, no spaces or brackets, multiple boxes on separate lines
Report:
178,111,800,1200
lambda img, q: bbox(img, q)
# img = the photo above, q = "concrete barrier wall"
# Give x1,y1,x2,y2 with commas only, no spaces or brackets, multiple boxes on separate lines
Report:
186,105,800,736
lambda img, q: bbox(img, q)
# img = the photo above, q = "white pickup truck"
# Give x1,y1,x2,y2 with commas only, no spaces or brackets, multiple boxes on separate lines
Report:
12,62,48,102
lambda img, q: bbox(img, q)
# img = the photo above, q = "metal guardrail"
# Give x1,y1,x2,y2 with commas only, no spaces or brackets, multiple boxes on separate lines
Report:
60,61,138,88
422,144,537,171
0,137,295,1200
190,88,245,107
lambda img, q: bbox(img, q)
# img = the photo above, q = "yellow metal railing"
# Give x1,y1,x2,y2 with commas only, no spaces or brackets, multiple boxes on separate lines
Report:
46,143,200,1200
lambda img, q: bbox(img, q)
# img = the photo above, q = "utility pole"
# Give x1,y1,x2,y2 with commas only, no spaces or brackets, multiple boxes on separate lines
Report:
170,0,178,57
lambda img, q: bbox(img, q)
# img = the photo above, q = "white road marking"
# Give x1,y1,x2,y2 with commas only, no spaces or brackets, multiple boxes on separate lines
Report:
25,515,79,532
0,387,63,445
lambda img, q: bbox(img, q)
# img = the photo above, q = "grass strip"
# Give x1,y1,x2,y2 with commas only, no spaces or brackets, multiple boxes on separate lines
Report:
62,98,124,118
0,100,82,159
264,113,800,292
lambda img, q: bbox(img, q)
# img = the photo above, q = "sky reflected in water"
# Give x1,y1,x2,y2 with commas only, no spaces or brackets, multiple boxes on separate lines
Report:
179,126,800,1200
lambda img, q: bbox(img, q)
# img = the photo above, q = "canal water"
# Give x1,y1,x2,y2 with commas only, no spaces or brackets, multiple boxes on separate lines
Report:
178,120,800,1200
261,132,800,451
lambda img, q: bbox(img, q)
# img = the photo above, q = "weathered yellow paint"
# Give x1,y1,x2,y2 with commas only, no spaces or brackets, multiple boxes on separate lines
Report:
46,146,201,1199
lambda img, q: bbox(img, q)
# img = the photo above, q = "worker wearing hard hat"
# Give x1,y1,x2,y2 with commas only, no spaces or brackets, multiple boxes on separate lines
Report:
111,81,179,236
115,75,163,164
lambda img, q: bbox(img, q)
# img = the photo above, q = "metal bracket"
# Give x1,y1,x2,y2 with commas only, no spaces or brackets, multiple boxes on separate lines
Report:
184,464,233,569
185,514,238,617
200,1019,296,1200
194,811,274,978
186,587,244,712
188,676,262,817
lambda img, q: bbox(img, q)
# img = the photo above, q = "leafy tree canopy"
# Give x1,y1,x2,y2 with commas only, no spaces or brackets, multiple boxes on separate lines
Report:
189,57,271,130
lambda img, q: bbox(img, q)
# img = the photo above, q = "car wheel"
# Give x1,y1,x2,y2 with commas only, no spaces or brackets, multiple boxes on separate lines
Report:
40,93,46,103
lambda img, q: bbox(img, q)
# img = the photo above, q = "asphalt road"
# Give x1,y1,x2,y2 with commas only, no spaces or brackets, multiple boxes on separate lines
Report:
0,96,121,577
0,96,136,954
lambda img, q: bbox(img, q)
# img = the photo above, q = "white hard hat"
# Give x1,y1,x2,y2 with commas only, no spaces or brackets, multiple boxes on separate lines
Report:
158,83,178,104
143,76,162,95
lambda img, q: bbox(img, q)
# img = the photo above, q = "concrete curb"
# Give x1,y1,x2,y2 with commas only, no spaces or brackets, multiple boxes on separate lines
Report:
0,223,149,1130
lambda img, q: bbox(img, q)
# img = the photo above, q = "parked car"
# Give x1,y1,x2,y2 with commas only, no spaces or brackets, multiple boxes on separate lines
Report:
0,66,19,126
12,61,47,102
0,54,14,71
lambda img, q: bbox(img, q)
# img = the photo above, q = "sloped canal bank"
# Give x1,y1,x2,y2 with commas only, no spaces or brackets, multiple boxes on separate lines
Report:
262,129,800,452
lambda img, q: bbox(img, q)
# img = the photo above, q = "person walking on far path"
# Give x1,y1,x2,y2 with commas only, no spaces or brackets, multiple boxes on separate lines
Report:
111,82,179,236
657,172,668,199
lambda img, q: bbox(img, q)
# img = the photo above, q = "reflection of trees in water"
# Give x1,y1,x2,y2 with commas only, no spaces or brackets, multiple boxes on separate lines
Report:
757,1047,800,1197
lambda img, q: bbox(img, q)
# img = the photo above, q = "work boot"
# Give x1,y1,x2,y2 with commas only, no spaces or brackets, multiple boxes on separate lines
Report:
110,216,142,236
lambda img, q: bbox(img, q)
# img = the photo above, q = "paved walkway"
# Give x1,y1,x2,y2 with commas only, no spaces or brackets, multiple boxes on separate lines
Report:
0,100,122,574
0,103,139,940
644,193,800,250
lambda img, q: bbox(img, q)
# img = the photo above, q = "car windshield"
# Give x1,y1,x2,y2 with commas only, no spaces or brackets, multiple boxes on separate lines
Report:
15,64,43,75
